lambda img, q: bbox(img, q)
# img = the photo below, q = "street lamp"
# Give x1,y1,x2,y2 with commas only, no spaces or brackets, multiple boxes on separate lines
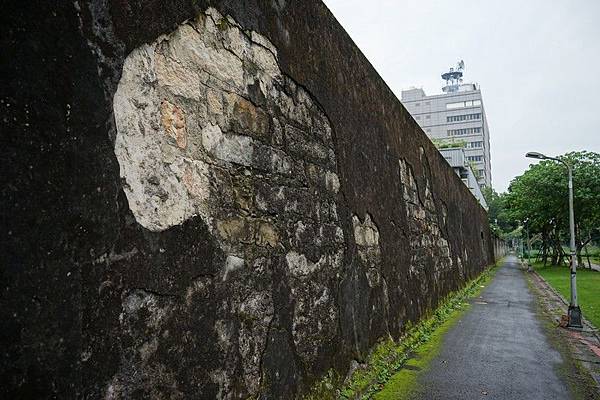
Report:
526,152,582,328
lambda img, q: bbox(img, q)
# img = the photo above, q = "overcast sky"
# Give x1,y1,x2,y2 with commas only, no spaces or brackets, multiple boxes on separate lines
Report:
323,0,600,192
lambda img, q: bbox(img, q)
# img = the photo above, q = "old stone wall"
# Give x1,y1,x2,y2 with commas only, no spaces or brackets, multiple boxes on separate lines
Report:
493,235,508,260
2,1,496,398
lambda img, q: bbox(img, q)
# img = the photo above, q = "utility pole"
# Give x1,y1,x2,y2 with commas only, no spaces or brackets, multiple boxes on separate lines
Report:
565,164,581,327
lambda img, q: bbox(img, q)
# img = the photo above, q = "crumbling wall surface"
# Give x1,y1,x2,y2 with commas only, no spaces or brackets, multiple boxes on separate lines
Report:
493,236,508,260
1,1,494,398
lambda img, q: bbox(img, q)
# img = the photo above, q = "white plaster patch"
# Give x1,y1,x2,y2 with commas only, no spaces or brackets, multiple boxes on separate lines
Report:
352,213,383,288
223,255,245,281
113,8,337,235
285,251,315,276
325,171,340,193
111,9,345,396
353,213,380,247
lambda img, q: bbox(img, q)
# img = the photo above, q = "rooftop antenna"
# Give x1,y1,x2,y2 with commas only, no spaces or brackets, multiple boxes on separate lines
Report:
442,60,465,92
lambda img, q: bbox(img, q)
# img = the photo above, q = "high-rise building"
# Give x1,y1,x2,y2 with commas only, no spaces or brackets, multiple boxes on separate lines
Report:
438,147,488,209
401,62,492,188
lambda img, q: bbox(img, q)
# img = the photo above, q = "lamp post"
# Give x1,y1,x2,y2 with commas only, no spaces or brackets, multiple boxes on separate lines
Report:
525,152,582,328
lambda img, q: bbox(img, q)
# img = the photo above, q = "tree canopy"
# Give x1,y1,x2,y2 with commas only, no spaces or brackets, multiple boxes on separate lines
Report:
485,151,600,265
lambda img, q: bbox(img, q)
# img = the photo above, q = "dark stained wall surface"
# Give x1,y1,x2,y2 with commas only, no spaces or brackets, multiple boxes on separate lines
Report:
1,0,495,398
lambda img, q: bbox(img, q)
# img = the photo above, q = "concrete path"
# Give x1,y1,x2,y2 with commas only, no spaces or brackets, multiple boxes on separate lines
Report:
414,256,572,400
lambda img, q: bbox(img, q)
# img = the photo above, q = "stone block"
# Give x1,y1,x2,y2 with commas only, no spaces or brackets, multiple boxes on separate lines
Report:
285,124,330,165
217,217,255,243
256,222,279,248
201,124,254,167
230,96,270,140
251,144,292,175
160,99,187,149
232,175,254,211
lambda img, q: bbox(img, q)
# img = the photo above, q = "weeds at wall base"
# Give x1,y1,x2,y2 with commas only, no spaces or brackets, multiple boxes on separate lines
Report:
304,259,502,400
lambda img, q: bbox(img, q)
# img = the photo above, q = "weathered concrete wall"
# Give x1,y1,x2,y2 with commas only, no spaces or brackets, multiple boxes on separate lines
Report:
1,1,495,398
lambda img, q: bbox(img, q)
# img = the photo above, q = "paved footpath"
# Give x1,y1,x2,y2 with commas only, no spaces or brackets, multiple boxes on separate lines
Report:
414,256,571,400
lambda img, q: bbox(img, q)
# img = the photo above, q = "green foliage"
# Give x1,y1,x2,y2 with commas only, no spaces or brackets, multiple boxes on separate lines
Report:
482,186,517,237
373,305,465,400
431,138,466,149
507,151,600,232
303,369,342,400
468,161,480,177
492,151,600,262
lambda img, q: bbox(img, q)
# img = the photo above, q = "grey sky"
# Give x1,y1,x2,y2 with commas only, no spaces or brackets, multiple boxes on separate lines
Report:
323,0,600,192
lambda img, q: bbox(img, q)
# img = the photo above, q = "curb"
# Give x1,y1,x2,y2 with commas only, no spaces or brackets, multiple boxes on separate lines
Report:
526,266,600,392
529,269,600,340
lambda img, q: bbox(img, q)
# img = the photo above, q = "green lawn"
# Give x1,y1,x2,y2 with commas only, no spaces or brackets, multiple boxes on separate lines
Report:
534,263,600,329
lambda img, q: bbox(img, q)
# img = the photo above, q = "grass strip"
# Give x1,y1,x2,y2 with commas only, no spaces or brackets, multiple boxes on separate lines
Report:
525,271,600,400
305,260,501,400
372,299,466,400
532,262,600,329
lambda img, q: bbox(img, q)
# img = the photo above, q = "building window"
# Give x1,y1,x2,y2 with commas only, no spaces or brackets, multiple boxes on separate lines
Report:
425,101,430,105
425,115,431,119
448,127,483,136
415,116,420,120
467,155,483,162
415,103,420,106
426,128,431,132
446,99,482,109
446,101,463,109
467,141,483,148
447,113,481,123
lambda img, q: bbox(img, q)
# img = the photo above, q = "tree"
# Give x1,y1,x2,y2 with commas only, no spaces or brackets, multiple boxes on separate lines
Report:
504,151,600,266
482,187,516,237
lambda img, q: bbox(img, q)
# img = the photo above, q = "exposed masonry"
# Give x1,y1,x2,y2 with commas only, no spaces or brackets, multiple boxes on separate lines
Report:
4,1,500,398
112,8,344,397
353,213,382,288
352,213,392,332
399,149,456,311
